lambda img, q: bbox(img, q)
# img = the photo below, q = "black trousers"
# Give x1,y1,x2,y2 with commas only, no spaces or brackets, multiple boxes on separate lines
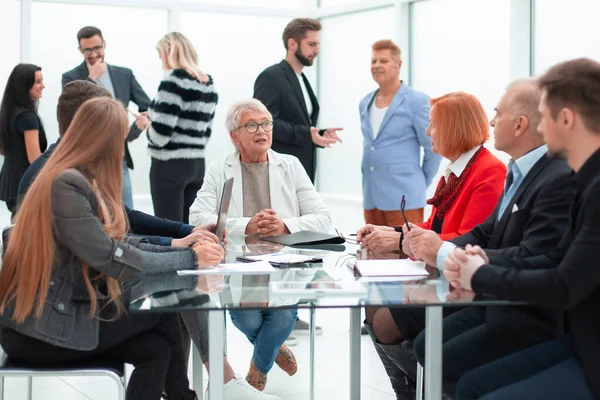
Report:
456,337,593,400
0,313,195,400
150,158,205,224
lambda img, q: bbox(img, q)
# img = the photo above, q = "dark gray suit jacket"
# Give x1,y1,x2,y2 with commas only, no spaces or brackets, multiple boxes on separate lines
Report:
254,60,321,182
61,62,151,169
452,153,574,352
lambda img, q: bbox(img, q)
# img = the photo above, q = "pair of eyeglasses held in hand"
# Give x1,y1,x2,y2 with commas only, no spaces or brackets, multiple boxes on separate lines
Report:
335,228,358,244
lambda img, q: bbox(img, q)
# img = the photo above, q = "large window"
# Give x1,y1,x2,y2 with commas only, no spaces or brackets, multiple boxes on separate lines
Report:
0,1,21,96
180,12,292,168
534,0,600,75
411,0,512,195
183,0,303,7
30,2,168,195
317,7,396,197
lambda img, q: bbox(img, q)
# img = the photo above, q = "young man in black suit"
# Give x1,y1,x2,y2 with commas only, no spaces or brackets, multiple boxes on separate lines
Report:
253,18,342,183
443,58,600,400
366,79,575,399
62,26,151,209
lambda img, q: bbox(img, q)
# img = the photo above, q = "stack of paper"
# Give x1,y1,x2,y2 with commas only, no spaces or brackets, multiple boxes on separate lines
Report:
177,260,276,276
354,259,428,277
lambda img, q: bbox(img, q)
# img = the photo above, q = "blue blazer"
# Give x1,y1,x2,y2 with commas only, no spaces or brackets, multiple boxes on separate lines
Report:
359,83,441,211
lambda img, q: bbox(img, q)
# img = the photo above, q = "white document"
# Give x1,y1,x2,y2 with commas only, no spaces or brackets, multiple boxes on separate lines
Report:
354,259,428,277
177,260,276,276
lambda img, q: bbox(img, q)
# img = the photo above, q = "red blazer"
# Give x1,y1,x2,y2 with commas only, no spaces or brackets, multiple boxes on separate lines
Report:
417,148,506,241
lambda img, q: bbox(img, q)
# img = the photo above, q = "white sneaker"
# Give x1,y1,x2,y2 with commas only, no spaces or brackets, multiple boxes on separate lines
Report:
204,374,281,400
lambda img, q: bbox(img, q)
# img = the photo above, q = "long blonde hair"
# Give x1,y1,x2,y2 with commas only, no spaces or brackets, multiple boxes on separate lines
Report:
157,32,208,82
0,97,129,324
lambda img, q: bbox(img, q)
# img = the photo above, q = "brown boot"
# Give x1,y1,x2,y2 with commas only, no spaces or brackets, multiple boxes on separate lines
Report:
275,344,297,376
246,360,268,391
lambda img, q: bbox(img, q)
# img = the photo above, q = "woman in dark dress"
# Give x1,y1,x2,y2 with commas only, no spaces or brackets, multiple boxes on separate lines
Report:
0,63,48,217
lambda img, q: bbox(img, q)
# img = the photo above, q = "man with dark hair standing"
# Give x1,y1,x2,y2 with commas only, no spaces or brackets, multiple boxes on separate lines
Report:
62,26,151,209
254,18,342,184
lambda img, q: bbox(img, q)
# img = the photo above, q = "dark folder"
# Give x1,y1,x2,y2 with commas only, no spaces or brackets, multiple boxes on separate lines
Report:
261,231,345,247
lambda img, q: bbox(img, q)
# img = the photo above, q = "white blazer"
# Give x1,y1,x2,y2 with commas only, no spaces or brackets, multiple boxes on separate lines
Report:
189,149,332,236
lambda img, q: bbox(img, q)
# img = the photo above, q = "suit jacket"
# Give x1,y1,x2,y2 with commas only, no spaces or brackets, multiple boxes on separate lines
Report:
452,154,574,352
61,62,151,169
359,83,441,210
254,60,320,182
471,148,600,398
418,148,506,241
188,149,332,236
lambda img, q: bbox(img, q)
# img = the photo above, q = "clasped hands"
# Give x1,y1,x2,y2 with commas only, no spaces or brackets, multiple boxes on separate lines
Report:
245,209,290,237
443,244,488,291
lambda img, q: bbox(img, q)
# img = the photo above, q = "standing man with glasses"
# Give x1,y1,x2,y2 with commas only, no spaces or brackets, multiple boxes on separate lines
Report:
62,26,151,209
253,17,343,184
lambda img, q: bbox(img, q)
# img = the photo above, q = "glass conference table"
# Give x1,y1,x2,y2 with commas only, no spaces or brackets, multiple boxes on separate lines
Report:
128,236,520,400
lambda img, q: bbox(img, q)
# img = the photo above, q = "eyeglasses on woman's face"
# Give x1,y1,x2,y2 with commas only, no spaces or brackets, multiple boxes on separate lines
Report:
235,120,274,134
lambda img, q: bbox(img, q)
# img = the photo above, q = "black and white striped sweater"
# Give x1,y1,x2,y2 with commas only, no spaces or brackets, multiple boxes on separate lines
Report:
147,69,218,160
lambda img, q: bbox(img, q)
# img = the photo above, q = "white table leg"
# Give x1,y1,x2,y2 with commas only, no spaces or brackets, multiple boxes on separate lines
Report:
193,342,204,399
349,307,361,400
424,306,443,400
208,310,225,400
309,307,316,400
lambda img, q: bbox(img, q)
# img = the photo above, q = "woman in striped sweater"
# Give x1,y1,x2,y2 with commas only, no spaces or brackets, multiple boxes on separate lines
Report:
145,32,218,224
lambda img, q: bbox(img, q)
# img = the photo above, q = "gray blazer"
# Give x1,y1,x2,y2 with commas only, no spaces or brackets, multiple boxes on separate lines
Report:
62,62,151,170
0,169,197,350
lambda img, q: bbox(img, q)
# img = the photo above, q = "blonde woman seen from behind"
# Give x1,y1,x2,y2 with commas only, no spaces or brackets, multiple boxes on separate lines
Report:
138,32,218,224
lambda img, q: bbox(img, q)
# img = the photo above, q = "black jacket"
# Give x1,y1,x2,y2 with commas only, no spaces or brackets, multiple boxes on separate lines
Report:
472,148,600,399
62,62,151,169
254,60,320,182
452,154,574,353
17,140,193,245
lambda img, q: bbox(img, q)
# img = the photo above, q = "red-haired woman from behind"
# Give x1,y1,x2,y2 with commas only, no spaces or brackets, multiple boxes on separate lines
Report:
357,92,506,398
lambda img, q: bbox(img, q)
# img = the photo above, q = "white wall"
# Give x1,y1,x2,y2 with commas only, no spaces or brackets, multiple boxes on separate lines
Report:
316,6,396,199
411,0,512,198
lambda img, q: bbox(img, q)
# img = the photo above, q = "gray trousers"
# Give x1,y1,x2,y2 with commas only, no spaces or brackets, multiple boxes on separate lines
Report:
180,311,214,363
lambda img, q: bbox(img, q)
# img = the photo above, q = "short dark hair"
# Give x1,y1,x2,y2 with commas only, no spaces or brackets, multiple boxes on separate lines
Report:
282,18,321,50
538,58,600,134
57,81,111,136
77,26,103,45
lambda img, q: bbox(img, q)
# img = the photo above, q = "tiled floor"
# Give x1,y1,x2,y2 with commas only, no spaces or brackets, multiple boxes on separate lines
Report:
0,195,397,399
1,309,396,399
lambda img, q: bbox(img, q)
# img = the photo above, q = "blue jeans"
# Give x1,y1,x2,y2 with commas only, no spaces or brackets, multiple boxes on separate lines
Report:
122,162,134,209
457,337,594,400
229,308,298,373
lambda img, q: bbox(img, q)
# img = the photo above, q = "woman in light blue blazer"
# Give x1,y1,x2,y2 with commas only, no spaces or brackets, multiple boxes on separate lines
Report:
359,40,441,227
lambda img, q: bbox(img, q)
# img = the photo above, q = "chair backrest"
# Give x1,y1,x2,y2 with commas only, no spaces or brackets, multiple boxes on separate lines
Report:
2,225,13,258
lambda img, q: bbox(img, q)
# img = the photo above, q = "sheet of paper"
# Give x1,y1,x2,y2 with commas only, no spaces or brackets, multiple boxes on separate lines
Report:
354,259,428,277
177,260,276,276
244,252,319,264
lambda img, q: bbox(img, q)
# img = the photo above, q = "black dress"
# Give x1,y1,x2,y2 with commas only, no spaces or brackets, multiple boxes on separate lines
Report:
0,109,47,213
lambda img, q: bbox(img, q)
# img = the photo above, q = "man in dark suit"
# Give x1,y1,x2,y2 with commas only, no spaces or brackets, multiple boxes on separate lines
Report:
366,79,574,399
62,26,151,209
254,18,342,183
443,58,600,400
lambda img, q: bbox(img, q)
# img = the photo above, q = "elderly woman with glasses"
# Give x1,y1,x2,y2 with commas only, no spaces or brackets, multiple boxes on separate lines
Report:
189,98,331,392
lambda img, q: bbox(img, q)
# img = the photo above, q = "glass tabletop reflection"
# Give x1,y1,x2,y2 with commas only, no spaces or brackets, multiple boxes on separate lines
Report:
128,235,519,313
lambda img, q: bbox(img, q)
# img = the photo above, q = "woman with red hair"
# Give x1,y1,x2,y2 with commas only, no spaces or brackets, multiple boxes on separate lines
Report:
358,92,506,398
